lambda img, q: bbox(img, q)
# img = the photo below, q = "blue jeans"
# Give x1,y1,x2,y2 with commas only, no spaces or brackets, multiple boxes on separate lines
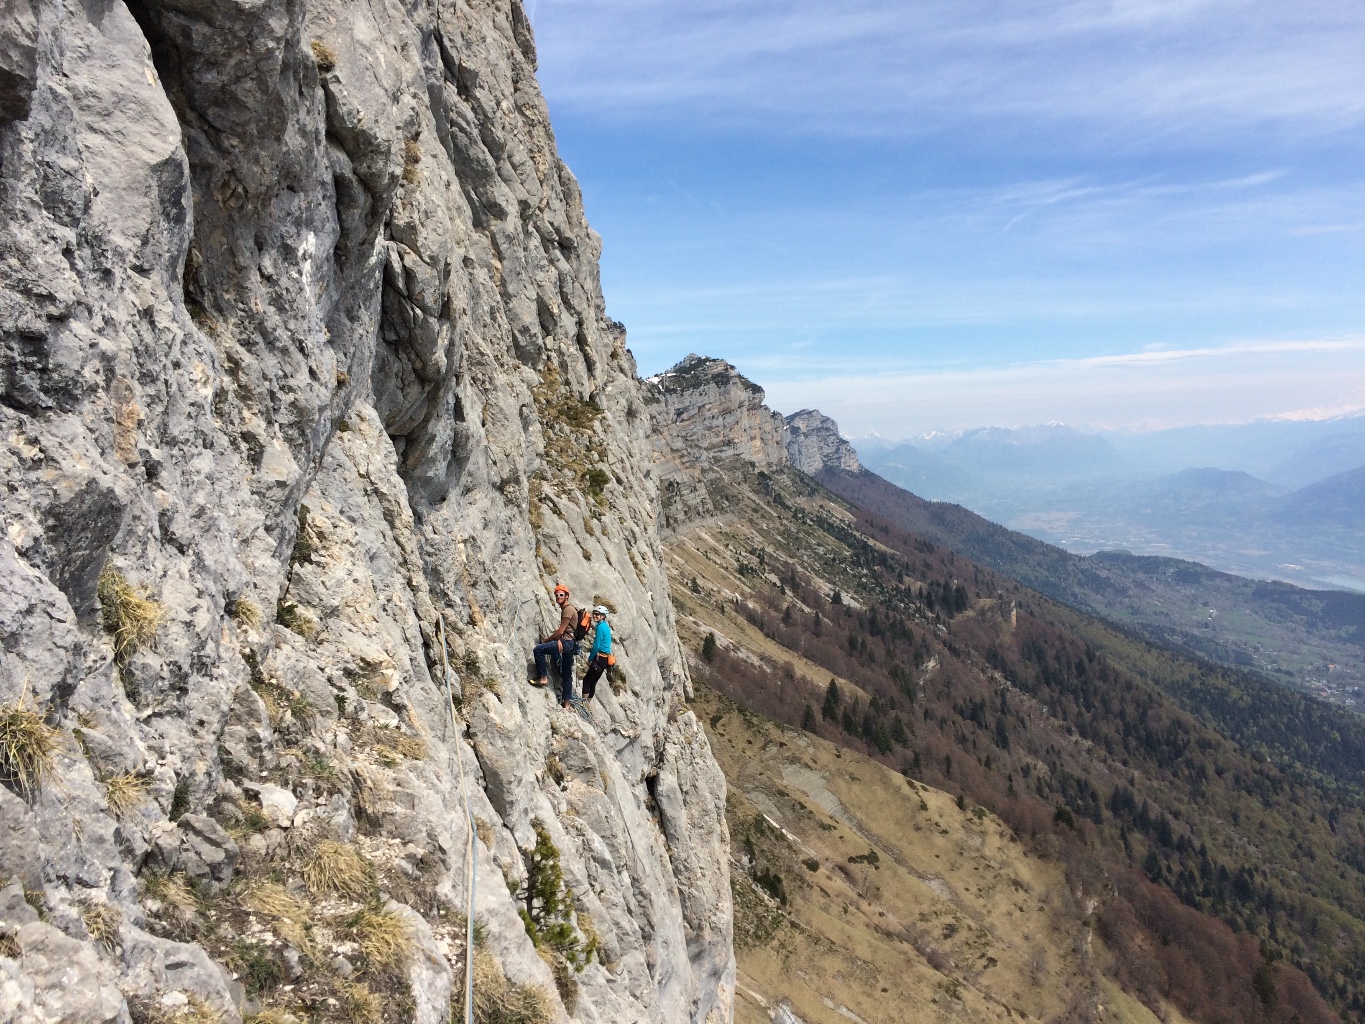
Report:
533,640,577,701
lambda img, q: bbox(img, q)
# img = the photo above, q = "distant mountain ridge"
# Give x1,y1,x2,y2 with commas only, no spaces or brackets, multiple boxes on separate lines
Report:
855,423,1365,594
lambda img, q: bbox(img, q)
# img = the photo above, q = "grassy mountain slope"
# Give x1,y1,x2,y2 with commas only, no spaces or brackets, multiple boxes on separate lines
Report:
699,684,1192,1024
821,469,1365,708
663,461,1362,1022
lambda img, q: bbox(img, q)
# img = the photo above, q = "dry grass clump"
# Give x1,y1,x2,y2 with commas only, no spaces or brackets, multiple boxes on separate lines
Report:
167,996,224,1024
275,600,317,639
102,772,150,819
401,138,422,185
453,949,554,1024
0,934,19,959
0,696,60,799
130,995,225,1024
310,39,337,73
241,881,313,953
230,598,263,630
244,1009,306,1024
98,566,163,659
474,817,496,849
339,981,382,1024
302,841,372,899
142,873,202,936
82,901,121,951
342,903,413,973
371,726,426,765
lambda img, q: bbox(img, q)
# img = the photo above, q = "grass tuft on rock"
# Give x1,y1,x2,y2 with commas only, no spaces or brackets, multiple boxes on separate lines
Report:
229,938,284,994
102,772,150,819
310,39,337,73
141,872,202,936
302,840,372,899
275,600,317,639
339,981,382,1024
0,696,60,799
244,1009,305,1024
230,597,263,630
370,726,426,764
130,995,224,1024
342,902,413,974
98,566,163,659
240,881,314,954
82,901,121,951
453,949,554,1024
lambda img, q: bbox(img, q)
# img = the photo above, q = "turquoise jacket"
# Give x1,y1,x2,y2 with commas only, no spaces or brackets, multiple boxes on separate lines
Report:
588,620,612,660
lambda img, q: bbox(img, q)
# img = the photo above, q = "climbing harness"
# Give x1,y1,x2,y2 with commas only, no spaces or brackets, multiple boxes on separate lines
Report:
436,615,477,1024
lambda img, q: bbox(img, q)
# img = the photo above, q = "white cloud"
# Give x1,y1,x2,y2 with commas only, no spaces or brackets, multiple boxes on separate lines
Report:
758,338,1365,435
528,0,1365,141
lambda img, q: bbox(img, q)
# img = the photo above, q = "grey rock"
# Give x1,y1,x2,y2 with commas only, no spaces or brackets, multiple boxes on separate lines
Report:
0,790,43,890
243,782,297,829
146,822,183,875
647,357,860,532
389,901,452,1024
0,0,37,125
0,882,38,932
645,356,789,529
13,921,127,1024
176,816,239,884
785,409,861,475
120,924,241,1024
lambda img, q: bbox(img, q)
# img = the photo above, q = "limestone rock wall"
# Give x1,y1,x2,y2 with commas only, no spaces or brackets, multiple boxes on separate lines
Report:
646,357,858,530
644,356,788,530
0,1,732,1022
784,410,861,476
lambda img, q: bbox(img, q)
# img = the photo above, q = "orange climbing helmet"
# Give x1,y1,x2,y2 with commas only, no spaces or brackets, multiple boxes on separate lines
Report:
553,584,570,598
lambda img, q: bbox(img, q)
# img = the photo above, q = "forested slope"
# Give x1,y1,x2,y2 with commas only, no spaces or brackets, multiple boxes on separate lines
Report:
823,469,1365,707
666,460,1363,1022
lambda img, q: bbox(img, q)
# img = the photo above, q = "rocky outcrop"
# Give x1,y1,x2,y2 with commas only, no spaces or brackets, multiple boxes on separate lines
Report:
646,357,857,529
784,410,861,476
0,2,732,1022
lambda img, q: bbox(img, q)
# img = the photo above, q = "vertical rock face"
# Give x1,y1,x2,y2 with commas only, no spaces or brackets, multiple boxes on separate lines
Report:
646,357,858,529
644,356,788,529
784,410,861,476
0,1,732,1022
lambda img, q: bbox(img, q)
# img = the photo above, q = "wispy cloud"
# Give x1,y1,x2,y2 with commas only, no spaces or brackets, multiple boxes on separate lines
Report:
529,0,1365,141
760,337,1365,434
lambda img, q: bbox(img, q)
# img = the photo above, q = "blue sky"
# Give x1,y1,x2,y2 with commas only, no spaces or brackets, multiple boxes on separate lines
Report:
525,0,1365,437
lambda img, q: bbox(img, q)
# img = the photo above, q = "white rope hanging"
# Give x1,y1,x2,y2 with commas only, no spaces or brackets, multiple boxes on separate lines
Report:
437,615,477,1024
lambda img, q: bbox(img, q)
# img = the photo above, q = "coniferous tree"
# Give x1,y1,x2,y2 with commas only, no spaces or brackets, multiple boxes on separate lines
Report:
890,714,908,746
822,679,841,721
801,704,817,733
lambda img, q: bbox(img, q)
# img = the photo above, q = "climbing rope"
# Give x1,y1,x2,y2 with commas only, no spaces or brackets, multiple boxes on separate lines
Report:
436,615,477,1024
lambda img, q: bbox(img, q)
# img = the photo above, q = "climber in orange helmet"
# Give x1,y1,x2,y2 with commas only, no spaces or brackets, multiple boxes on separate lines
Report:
532,584,579,707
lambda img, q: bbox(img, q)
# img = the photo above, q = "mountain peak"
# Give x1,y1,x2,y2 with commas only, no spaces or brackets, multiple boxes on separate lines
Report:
648,354,765,397
785,409,862,474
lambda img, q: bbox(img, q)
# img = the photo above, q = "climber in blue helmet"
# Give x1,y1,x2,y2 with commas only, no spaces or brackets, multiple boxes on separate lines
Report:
580,605,613,701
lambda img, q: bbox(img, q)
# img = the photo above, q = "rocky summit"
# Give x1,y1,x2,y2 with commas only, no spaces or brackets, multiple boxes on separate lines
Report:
0,3,732,1023
645,356,859,532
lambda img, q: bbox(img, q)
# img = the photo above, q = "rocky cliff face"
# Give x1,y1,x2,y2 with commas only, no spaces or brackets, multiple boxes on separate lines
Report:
646,357,858,530
0,2,732,1023
783,410,860,476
